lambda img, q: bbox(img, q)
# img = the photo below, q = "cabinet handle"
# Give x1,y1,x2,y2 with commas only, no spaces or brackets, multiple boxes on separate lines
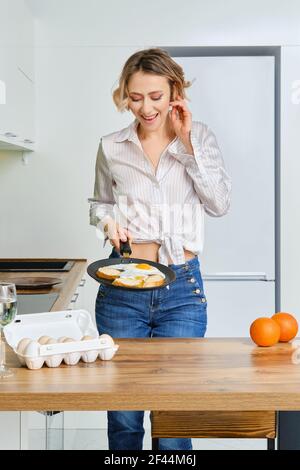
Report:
70,292,79,303
202,272,273,281
79,278,86,287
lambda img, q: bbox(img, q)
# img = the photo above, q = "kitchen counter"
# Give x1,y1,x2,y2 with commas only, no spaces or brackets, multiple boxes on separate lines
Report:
0,258,88,450
1,338,300,412
0,258,87,312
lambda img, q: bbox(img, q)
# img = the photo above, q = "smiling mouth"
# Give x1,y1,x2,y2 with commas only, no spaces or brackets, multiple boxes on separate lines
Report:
141,113,158,122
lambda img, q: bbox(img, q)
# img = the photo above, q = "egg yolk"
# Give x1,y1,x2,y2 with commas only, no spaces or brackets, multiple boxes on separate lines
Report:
135,264,152,270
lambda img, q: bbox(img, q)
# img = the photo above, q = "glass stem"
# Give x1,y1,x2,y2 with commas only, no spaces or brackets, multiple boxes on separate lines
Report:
0,328,5,368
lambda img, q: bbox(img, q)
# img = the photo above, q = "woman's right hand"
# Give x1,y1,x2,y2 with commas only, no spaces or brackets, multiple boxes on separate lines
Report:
103,219,132,252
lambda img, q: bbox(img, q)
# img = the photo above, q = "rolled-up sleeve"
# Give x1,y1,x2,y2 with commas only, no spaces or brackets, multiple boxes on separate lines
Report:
170,125,232,217
89,139,115,243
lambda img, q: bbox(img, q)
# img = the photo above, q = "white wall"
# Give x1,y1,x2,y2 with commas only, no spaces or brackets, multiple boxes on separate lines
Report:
0,0,34,47
25,0,300,47
0,1,34,450
0,0,299,350
1,0,300,440
1,0,299,264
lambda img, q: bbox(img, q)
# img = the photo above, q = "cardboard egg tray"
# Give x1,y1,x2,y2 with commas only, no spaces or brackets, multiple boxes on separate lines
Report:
3,309,119,370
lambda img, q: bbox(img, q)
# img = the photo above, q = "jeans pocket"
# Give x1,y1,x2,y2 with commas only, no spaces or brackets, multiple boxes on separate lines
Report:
97,283,107,298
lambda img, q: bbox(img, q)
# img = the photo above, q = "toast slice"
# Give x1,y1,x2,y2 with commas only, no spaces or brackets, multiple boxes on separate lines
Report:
112,277,144,288
96,267,122,280
143,274,165,288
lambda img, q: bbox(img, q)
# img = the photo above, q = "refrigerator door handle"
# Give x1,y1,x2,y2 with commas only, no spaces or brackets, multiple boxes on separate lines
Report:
202,272,274,281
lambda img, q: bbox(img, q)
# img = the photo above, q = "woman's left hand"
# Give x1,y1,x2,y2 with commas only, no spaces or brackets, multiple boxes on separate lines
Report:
169,96,192,143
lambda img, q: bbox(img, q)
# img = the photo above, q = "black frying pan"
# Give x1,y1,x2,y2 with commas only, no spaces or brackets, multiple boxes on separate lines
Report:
87,240,176,291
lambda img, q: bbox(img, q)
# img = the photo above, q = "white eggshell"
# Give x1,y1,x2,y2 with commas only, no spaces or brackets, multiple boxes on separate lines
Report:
23,341,44,369
99,334,115,347
16,338,32,365
38,336,52,345
17,338,32,355
24,340,40,357
81,335,96,341
58,336,68,343
46,337,58,344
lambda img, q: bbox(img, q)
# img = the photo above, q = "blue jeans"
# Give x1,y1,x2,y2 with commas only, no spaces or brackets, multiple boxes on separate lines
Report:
95,248,207,450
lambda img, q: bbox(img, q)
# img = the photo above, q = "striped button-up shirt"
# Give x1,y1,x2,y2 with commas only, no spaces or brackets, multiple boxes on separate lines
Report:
89,118,231,266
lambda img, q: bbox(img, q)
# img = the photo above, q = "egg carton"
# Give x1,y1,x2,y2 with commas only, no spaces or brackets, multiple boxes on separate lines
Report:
3,309,119,370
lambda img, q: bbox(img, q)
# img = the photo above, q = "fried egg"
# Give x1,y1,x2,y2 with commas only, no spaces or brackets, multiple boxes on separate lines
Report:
109,262,165,278
118,273,149,280
120,266,165,278
109,263,136,271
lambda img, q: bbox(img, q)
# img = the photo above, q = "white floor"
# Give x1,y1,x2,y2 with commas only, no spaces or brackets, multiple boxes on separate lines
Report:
29,429,268,450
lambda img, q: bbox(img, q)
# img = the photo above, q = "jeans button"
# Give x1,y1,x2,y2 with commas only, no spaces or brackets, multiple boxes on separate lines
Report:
189,277,196,283
194,288,201,294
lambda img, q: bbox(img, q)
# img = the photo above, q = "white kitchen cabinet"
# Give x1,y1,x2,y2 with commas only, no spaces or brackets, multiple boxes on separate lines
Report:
0,46,34,151
0,0,35,151
14,46,35,142
67,276,87,311
0,47,14,132
0,412,21,449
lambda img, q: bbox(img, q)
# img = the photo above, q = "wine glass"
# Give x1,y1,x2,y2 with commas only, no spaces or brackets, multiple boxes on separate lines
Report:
0,283,17,378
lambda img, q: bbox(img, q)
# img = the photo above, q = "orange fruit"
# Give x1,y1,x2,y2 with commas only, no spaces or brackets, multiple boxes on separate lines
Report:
271,312,298,342
250,317,280,347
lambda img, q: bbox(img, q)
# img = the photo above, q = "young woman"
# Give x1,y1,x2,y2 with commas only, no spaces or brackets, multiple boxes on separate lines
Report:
90,48,231,450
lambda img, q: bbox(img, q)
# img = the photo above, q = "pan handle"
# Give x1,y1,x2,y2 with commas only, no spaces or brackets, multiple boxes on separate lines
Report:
120,239,132,257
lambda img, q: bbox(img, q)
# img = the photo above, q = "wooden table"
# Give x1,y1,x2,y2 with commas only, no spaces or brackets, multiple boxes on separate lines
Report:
2,338,300,449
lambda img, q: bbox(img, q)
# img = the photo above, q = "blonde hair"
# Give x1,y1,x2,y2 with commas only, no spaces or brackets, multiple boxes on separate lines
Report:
112,48,193,113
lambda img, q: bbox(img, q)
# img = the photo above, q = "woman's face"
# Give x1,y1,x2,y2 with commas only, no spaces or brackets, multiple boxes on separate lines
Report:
127,71,173,133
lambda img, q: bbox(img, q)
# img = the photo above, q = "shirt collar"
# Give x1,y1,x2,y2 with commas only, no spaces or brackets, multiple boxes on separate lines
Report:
112,117,189,154
113,119,139,143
